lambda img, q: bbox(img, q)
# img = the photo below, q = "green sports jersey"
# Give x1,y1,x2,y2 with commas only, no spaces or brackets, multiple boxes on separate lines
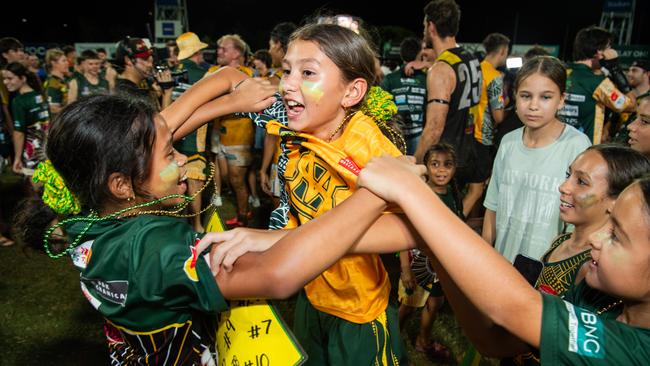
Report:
76,73,110,97
540,281,649,364
67,215,228,365
559,63,635,144
12,90,50,169
380,67,427,137
173,59,209,155
44,74,68,106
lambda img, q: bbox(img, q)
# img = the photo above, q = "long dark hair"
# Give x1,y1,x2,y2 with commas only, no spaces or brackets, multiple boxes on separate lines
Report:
14,95,158,251
587,144,650,198
46,94,157,210
5,61,43,94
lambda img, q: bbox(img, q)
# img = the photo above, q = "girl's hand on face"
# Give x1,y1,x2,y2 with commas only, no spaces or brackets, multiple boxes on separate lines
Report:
197,228,285,275
358,156,427,203
230,78,278,112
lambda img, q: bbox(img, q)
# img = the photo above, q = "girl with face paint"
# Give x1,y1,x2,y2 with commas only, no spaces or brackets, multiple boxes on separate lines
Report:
14,64,419,365
539,144,650,297
275,23,408,365
207,23,409,365
500,145,650,365
357,155,650,365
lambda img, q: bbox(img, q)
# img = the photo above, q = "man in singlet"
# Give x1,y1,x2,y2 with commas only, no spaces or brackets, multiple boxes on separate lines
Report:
415,0,483,218
68,50,110,103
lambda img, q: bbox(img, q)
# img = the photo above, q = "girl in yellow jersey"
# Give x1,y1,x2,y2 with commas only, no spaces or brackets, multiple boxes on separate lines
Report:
213,23,408,365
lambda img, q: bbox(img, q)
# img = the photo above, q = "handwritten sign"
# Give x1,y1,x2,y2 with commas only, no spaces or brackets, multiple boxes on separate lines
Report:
216,299,306,366
205,211,306,365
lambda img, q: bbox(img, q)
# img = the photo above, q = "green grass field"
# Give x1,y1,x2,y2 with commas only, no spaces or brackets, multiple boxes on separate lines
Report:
0,167,497,365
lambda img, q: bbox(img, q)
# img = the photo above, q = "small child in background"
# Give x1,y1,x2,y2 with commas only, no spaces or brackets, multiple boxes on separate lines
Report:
398,142,462,359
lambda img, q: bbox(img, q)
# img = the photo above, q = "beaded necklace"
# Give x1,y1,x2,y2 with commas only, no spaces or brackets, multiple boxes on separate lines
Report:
596,299,623,315
43,163,217,259
327,112,354,142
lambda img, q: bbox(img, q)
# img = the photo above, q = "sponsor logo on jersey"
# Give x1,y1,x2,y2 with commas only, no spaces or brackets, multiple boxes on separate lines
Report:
565,301,605,359
81,278,128,306
565,93,586,103
338,157,360,176
71,240,94,270
611,92,626,109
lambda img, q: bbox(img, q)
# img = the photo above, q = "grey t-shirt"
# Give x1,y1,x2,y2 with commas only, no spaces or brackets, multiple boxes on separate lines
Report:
484,125,591,262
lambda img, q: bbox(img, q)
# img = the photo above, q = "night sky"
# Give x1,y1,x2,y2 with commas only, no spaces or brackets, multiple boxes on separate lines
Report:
4,0,649,60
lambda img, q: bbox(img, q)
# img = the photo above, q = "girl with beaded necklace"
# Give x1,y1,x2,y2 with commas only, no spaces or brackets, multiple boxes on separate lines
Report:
16,63,422,365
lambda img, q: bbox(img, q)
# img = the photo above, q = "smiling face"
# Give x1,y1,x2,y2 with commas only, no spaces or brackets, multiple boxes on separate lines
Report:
83,58,101,77
559,149,613,226
139,116,188,207
586,183,650,300
427,151,455,189
217,39,240,67
2,69,26,92
281,40,350,139
515,72,565,131
628,98,650,156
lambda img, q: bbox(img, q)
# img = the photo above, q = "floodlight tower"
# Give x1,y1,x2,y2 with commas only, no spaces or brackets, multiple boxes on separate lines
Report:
154,0,189,44
600,0,636,45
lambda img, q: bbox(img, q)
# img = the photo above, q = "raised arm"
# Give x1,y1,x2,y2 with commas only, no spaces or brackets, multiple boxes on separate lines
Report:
162,67,276,138
358,156,543,348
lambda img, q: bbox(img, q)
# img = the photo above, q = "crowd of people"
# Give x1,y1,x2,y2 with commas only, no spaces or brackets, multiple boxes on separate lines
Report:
2,0,650,364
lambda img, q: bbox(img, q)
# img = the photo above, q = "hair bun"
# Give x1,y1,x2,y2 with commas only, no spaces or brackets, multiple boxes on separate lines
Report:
361,86,397,123
32,160,81,215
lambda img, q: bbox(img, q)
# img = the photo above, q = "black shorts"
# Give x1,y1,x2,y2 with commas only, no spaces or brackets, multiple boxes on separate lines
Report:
455,140,493,186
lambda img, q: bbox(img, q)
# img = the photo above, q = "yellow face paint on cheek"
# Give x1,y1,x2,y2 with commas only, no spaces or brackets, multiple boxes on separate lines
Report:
301,80,324,102
279,79,285,94
159,161,179,187
576,193,599,208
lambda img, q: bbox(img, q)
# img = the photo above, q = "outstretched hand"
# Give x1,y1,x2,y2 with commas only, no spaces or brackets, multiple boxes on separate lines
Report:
357,155,427,203
196,228,286,275
230,78,277,113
